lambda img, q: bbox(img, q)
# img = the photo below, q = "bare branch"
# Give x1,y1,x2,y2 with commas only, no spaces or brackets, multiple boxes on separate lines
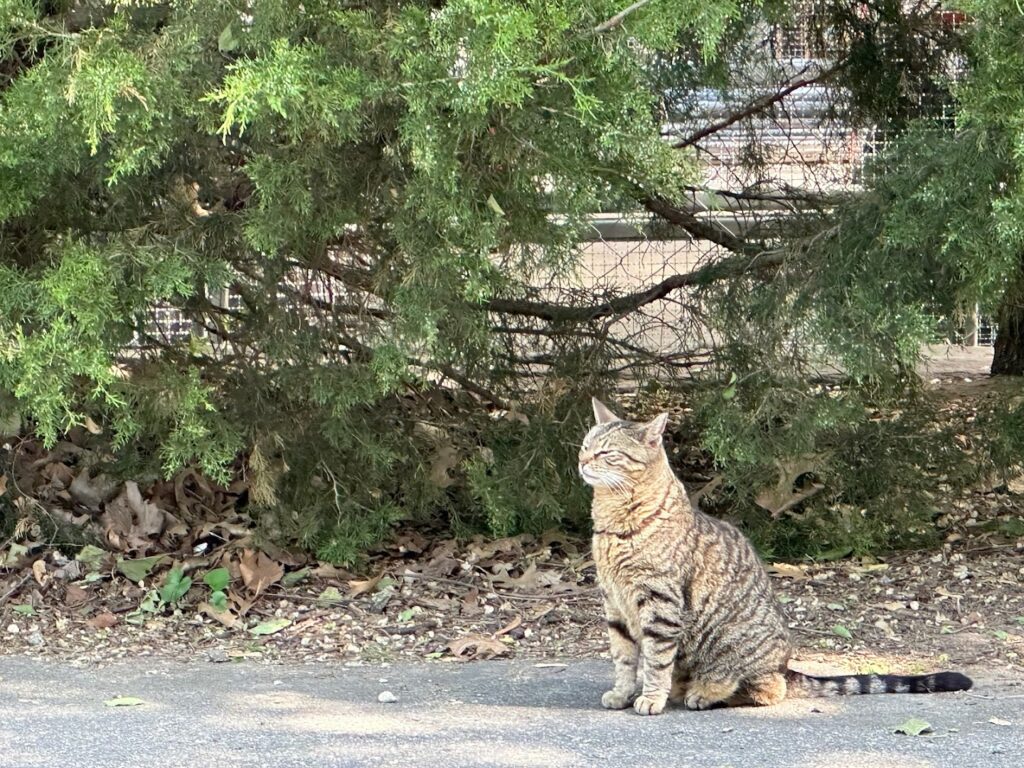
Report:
642,194,762,254
671,63,848,150
484,248,785,323
593,0,655,34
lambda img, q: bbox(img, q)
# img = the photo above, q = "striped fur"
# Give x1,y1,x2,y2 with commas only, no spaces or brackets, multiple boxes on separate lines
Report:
580,399,973,715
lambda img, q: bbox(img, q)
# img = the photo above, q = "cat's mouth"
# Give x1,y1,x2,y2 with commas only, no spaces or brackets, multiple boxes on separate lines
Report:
579,465,615,487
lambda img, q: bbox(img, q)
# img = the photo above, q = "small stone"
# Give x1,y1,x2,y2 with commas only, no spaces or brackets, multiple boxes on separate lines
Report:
206,649,230,663
26,631,44,647
6,624,19,635
377,690,398,704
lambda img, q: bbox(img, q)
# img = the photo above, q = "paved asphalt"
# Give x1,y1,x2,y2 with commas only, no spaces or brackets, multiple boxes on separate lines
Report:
0,656,1020,767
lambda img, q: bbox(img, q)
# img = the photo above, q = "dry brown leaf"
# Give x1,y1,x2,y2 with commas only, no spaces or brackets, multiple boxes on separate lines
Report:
427,445,459,489
347,572,384,597
64,584,90,606
460,587,483,618
199,602,238,628
311,562,353,581
753,454,826,518
448,633,510,660
490,562,564,591
239,549,284,595
229,589,255,617
468,534,529,562
495,615,522,637
124,481,165,537
768,563,809,580
69,470,118,511
87,612,117,630
31,559,47,587
0,474,7,496
83,416,103,435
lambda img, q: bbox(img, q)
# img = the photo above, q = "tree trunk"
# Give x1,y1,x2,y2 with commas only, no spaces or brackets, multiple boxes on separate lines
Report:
991,265,1024,375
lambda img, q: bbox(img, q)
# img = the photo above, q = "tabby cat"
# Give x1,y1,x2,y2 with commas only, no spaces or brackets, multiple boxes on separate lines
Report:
580,398,972,716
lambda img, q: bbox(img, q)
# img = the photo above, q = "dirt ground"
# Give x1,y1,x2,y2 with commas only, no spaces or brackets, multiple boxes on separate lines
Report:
1,343,1022,684
2,517,1022,683
919,344,994,381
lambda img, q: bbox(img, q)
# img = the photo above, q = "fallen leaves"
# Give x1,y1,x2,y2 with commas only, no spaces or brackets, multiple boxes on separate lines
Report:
86,612,117,630
768,563,809,580
116,555,167,583
447,633,511,660
894,717,933,736
249,618,291,636
238,549,283,596
347,573,384,598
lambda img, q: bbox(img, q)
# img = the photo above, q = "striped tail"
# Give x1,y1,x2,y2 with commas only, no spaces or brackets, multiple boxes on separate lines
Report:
786,669,973,697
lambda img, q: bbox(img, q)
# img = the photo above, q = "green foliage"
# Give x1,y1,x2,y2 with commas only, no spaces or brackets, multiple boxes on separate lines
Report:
699,380,967,559
2,0,1012,563
158,566,192,605
203,567,230,610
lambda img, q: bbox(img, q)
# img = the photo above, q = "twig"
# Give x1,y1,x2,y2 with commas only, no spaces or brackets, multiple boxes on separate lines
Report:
593,0,655,33
671,62,848,149
397,570,598,601
0,574,32,607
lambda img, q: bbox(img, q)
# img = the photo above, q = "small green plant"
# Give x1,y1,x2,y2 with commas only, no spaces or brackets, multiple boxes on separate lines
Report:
203,567,230,611
125,589,161,625
158,567,192,606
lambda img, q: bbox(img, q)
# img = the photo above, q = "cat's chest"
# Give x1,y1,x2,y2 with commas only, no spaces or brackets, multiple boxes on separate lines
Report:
593,535,662,599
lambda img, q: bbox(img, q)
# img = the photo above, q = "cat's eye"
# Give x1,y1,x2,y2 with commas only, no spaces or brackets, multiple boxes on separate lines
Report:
595,450,622,462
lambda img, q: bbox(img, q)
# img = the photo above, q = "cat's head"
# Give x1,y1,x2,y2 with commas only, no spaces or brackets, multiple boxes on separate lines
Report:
578,398,669,489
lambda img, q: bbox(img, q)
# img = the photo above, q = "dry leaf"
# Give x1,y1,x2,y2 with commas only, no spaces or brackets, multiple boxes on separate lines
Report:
768,562,809,580
460,587,483,618
87,612,118,630
239,549,284,595
69,470,118,511
347,572,384,597
495,616,522,637
31,559,47,586
0,474,7,496
490,562,563,590
199,602,238,628
64,584,90,606
123,481,165,537
448,633,510,660
229,589,256,617
427,445,459,489
83,416,103,435
754,455,826,518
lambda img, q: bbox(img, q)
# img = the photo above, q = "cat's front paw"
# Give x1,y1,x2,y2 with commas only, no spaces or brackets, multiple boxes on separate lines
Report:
633,693,667,716
601,690,634,710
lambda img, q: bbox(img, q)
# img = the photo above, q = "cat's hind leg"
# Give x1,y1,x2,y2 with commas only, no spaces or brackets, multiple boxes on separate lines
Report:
683,678,740,710
743,671,787,706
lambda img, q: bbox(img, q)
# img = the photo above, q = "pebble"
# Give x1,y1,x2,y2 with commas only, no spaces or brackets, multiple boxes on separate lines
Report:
26,631,44,647
377,691,398,704
6,624,19,635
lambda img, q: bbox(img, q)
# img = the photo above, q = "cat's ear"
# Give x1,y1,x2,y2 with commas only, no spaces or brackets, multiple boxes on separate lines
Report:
643,413,669,446
592,397,620,424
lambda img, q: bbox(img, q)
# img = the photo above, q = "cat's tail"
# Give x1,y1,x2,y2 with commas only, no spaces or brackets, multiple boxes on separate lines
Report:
785,668,973,697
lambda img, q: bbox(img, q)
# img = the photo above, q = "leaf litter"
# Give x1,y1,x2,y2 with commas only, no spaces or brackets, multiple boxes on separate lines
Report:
0,385,1023,680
